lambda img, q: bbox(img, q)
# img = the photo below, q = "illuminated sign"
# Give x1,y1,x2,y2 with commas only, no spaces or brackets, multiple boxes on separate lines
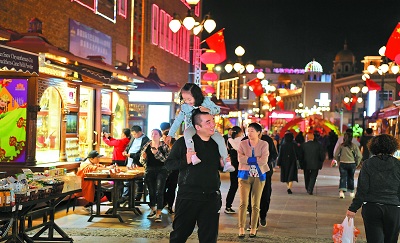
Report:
270,112,295,119
315,93,331,107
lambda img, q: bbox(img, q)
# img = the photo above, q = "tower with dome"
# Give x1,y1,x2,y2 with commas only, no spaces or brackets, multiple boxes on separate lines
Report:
333,41,357,78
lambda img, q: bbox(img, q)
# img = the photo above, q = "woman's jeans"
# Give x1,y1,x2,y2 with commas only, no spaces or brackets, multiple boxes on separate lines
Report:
339,162,356,192
145,166,169,210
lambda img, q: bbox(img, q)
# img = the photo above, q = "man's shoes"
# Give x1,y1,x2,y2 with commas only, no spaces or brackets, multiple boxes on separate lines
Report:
154,214,162,222
191,154,201,165
224,207,236,214
349,192,355,198
147,211,157,219
259,218,267,227
339,191,345,199
167,207,175,215
223,162,235,173
307,190,313,195
287,189,293,194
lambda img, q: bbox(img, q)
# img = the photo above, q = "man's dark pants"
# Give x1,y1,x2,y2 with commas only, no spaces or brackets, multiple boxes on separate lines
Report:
303,169,319,193
170,192,222,243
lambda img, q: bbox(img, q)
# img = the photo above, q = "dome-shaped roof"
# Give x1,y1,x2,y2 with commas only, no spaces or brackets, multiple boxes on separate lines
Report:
304,60,323,73
335,42,355,62
278,74,291,82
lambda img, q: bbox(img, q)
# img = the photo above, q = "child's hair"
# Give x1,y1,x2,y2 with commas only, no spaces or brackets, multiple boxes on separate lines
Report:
179,83,204,107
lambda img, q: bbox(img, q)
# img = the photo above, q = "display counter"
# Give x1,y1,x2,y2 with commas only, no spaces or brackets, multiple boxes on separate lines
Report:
0,189,81,243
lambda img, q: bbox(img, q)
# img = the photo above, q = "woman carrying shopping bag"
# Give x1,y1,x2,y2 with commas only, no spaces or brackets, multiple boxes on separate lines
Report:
346,134,400,243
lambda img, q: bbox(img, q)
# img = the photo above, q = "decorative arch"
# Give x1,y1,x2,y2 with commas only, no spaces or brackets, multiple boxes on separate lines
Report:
279,115,340,138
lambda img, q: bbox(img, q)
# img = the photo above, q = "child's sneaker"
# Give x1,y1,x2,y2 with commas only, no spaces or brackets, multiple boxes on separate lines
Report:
223,162,235,172
191,154,201,165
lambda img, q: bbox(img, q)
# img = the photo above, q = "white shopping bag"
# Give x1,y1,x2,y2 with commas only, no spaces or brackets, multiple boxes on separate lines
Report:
341,216,355,243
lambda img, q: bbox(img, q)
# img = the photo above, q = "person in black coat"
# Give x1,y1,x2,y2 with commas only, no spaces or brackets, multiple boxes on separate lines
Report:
300,133,325,195
277,132,301,194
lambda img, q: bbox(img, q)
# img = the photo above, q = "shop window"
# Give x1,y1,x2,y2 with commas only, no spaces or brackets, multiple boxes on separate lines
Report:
36,87,61,164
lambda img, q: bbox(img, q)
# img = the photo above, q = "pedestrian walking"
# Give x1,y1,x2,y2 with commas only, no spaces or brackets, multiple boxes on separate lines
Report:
277,132,301,194
346,134,400,243
139,129,170,222
334,131,362,199
300,133,325,195
165,110,223,243
359,127,374,165
237,123,269,238
164,83,234,172
224,126,244,214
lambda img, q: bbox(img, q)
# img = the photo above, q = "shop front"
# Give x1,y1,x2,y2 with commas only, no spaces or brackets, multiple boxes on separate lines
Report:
0,44,143,175
375,105,400,138
34,59,136,164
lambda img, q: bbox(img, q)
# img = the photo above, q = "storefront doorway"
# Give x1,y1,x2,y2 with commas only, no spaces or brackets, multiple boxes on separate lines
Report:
77,86,94,160
36,87,61,163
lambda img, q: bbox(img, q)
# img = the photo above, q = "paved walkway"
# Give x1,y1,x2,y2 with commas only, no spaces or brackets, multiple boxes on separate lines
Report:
30,160,373,242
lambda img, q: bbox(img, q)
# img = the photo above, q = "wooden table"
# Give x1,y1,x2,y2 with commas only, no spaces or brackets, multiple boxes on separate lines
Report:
84,174,143,223
0,189,81,243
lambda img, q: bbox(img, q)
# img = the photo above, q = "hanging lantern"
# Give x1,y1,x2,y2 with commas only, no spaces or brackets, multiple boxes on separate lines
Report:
201,50,223,65
204,85,215,95
202,71,218,81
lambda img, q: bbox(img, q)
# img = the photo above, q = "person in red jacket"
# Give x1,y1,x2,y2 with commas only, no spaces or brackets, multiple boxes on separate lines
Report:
102,128,131,166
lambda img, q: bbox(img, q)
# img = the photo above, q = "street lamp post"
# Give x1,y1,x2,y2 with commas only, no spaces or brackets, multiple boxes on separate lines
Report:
344,85,368,128
367,46,399,109
224,46,254,126
169,0,216,85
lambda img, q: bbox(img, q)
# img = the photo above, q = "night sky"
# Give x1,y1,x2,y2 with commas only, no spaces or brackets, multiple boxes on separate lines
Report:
202,0,400,73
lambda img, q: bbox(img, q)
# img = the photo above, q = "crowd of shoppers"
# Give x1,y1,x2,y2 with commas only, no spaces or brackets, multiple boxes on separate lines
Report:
83,82,399,242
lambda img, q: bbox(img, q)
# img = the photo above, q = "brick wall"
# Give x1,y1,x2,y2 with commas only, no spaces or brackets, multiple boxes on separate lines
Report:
0,0,195,88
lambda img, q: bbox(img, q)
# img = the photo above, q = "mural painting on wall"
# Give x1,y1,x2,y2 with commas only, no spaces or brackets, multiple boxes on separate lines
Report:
0,78,27,162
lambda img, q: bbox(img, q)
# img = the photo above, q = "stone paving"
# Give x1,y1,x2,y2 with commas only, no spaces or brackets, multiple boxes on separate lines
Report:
28,160,376,242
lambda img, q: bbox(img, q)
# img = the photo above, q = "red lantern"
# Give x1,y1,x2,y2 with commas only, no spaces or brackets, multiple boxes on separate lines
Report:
204,85,215,95
202,71,218,81
200,50,221,65
247,78,264,97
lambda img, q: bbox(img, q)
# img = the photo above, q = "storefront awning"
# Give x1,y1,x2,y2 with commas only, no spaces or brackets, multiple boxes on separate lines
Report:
378,105,400,119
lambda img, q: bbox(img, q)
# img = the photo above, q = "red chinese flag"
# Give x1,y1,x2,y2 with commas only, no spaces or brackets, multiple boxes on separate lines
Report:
385,22,400,61
248,78,264,96
205,28,226,64
366,78,381,91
